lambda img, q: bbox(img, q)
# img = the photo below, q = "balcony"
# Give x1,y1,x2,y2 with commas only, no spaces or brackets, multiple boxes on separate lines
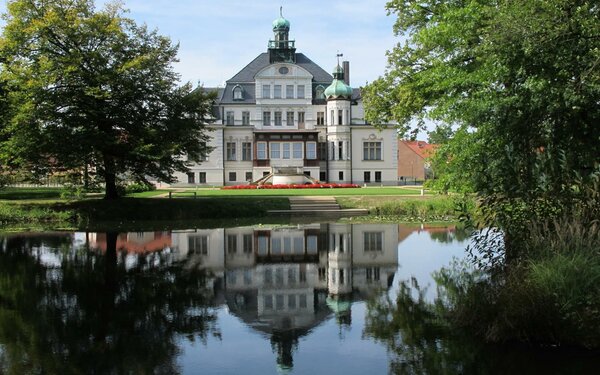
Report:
304,159,319,167
254,160,270,167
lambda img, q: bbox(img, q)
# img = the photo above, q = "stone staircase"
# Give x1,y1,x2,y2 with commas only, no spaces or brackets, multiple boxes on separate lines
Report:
288,196,340,212
268,196,368,216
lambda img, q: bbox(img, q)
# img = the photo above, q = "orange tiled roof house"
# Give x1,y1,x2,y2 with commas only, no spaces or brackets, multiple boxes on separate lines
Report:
397,141,438,182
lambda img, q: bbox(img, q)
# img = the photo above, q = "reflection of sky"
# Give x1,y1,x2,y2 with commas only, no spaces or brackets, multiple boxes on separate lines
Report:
178,303,389,375
178,307,279,374
395,231,470,301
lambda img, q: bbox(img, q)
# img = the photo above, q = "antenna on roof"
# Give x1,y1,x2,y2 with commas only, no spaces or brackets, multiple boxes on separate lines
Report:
280,6,283,17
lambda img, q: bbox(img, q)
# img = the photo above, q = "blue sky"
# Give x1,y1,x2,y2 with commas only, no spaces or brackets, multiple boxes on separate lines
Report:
1,0,399,87
118,0,398,87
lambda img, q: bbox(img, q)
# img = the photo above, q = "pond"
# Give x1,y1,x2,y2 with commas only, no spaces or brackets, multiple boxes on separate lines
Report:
0,222,598,374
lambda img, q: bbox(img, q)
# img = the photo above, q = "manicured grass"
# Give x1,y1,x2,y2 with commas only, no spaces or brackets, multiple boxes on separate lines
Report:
186,187,424,197
125,189,169,198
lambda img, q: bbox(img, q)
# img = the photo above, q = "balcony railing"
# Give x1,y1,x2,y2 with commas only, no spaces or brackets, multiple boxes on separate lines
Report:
268,40,296,49
304,159,319,167
254,160,270,167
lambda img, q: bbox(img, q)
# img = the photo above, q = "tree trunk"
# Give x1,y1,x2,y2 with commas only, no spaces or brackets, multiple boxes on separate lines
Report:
103,153,119,200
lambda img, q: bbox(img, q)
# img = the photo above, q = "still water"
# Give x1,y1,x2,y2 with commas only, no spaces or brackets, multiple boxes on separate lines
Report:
0,222,598,374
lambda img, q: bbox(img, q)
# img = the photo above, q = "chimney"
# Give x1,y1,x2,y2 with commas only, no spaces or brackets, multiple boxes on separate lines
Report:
342,61,350,86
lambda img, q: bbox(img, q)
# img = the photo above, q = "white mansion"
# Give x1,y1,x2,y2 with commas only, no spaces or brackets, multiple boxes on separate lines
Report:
172,12,397,186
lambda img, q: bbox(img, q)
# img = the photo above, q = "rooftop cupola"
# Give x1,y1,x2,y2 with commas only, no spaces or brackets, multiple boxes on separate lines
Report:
268,7,296,63
325,56,352,100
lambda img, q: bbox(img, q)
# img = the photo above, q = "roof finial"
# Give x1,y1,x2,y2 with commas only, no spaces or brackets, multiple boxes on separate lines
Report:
337,52,343,66
280,6,283,18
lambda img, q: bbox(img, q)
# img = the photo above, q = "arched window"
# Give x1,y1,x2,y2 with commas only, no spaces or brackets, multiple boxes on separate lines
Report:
315,85,325,100
233,86,243,100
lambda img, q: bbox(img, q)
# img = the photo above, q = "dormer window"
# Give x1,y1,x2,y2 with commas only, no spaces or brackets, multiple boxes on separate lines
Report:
233,85,243,100
315,85,325,100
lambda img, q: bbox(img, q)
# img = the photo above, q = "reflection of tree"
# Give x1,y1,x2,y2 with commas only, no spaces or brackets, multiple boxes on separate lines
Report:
427,228,471,244
0,233,220,374
364,274,600,375
363,278,476,374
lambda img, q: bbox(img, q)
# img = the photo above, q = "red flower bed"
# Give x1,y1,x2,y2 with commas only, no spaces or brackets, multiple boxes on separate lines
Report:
222,183,360,190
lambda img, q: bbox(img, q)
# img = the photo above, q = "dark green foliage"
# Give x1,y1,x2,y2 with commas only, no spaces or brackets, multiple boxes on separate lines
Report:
365,0,600,208
0,0,214,199
0,233,220,373
364,275,600,374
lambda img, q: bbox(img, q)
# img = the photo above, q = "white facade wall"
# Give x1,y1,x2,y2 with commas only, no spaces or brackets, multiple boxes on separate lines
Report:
351,127,398,185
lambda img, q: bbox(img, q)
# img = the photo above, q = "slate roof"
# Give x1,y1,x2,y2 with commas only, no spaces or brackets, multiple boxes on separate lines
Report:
220,53,334,105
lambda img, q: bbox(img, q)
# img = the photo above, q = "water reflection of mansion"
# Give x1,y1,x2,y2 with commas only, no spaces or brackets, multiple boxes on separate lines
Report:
170,223,399,371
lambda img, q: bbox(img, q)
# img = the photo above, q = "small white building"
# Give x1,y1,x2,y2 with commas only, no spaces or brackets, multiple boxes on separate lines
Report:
172,11,397,186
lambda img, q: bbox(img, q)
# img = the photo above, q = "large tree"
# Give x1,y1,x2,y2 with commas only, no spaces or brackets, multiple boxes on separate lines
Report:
364,0,600,254
364,0,600,195
0,0,213,198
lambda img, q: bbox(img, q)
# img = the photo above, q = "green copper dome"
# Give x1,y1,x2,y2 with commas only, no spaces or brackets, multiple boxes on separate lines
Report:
325,65,352,99
272,16,290,30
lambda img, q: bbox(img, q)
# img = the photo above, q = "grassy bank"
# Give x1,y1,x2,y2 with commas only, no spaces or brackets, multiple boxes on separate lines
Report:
338,195,473,222
437,217,600,349
0,196,289,231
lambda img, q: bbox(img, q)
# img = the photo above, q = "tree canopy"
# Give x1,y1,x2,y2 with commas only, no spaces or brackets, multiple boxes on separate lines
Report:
0,0,214,198
364,0,600,198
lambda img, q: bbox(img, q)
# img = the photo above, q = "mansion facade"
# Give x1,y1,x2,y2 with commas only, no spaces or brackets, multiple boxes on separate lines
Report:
172,12,397,186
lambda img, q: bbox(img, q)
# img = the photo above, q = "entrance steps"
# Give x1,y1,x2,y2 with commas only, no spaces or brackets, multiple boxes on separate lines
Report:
268,196,368,216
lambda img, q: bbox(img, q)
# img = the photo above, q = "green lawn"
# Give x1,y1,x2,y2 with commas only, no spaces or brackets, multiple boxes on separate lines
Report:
125,189,169,198
182,187,425,197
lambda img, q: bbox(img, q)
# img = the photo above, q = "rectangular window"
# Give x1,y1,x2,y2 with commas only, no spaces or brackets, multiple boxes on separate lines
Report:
270,142,281,159
286,111,294,126
282,143,290,159
319,171,327,182
298,112,305,126
243,234,253,253
366,267,381,282
338,110,343,125
318,142,328,161
262,84,270,99
264,294,273,309
364,171,371,182
199,142,207,161
306,142,317,160
229,172,237,182
363,142,382,160
187,172,195,184
199,172,206,183
263,112,271,126
274,111,282,126
257,142,267,159
189,235,208,255
330,110,335,125
339,171,344,181
338,142,343,160
242,111,250,125
292,143,303,159
286,85,294,98
226,111,234,125
242,142,252,161
297,85,305,99
226,142,236,161
364,232,383,252
227,234,237,254
245,171,253,181
274,85,282,99
375,171,382,182
317,112,325,125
